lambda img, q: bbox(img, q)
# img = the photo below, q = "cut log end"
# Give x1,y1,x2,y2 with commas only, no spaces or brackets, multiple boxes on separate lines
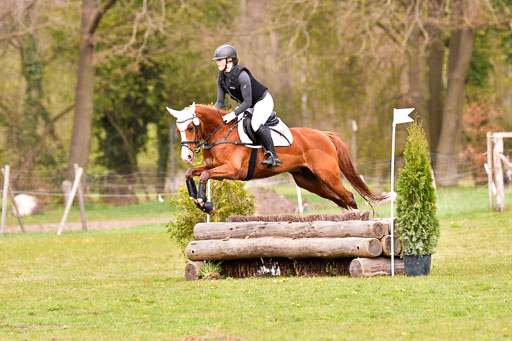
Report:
368,238,383,257
380,235,400,257
185,261,204,281
372,222,386,239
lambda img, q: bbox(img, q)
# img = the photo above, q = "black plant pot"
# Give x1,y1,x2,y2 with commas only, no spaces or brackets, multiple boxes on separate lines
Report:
403,254,431,276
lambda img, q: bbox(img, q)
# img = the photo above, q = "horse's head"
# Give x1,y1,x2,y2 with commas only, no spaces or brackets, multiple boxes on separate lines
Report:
166,103,200,163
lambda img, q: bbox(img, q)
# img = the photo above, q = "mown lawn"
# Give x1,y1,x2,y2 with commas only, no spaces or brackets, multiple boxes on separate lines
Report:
0,186,511,340
1,200,175,227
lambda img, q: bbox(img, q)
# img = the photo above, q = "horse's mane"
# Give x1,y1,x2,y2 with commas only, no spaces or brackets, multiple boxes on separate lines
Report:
195,104,229,116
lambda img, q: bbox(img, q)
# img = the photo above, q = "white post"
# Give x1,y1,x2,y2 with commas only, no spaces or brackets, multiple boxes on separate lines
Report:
389,108,415,277
487,132,493,210
390,124,396,276
206,179,211,223
1,165,9,235
57,167,83,235
296,185,303,214
494,136,505,212
74,164,87,231
8,183,25,233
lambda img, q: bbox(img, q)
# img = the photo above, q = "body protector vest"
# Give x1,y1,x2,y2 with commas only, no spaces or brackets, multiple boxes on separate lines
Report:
219,65,268,107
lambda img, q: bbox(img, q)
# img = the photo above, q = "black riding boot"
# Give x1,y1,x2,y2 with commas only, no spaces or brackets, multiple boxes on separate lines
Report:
254,125,281,167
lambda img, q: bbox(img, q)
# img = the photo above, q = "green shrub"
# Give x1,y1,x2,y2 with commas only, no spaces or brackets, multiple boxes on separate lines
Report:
199,261,223,280
167,179,255,251
395,122,440,255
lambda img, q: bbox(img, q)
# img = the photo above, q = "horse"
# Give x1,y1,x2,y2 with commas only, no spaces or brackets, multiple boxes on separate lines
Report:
167,103,384,214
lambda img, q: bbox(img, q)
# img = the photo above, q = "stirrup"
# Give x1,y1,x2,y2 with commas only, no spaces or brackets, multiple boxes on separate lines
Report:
261,153,281,167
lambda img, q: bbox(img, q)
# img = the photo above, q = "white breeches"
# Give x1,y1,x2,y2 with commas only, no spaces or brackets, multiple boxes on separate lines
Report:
251,92,274,132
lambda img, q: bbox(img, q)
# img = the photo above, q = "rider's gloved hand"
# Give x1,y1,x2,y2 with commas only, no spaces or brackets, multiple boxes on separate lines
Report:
222,112,237,123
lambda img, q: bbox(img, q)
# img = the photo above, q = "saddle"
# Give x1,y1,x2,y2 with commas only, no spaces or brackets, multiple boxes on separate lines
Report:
242,111,279,144
238,109,293,148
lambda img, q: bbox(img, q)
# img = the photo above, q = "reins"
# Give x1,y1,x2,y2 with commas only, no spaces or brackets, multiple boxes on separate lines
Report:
203,110,247,150
179,106,246,154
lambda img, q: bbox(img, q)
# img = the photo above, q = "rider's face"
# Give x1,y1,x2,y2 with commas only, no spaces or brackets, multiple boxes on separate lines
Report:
215,58,226,71
215,58,233,72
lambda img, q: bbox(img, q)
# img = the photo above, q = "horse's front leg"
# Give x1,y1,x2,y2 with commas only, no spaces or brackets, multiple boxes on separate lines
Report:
195,164,240,208
183,166,208,203
185,166,208,179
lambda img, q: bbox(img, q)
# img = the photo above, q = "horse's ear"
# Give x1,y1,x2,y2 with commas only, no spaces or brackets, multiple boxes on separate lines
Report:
166,107,180,119
190,102,196,113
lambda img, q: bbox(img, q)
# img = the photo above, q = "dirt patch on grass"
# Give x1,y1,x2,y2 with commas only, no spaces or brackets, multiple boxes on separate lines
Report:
249,187,297,215
3,219,168,234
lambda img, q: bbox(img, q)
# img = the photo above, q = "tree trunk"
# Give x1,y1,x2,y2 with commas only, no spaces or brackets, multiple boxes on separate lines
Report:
67,0,117,180
434,0,476,185
17,33,47,187
156,121,170,194
67,0,96,180
435,29,474,185
406,27,427,119
426,0,445,156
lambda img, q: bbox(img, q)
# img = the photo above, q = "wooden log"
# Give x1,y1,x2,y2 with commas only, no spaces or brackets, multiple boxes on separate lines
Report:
186,237,382,261
185,261,204,281
380,235,400,257
193,220,388,240
349,257,404,277
228,211,370,222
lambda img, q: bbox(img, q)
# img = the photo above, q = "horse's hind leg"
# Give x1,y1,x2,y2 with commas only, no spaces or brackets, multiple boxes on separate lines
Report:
291,169,354,210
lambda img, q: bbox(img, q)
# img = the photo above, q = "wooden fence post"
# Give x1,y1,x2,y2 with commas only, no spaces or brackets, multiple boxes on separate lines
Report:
7,182,25,233
487,132,494,210
74,164,87,231
1,165,9,235
493,135,505,212
57,166,83,235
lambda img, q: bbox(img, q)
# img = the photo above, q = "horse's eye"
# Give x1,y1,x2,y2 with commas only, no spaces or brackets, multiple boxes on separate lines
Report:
188,126,194,132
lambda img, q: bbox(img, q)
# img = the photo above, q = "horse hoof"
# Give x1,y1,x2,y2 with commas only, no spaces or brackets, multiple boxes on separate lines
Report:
203,202,215,214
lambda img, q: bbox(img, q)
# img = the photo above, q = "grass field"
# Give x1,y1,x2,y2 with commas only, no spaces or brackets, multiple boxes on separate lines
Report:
0,185,511,340
1,200,175,227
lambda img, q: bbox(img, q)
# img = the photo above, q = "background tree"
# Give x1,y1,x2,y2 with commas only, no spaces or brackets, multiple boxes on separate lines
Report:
67,0,117,181
0,0,76,187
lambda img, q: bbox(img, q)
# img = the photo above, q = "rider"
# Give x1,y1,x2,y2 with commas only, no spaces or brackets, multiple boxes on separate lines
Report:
212,44,281,167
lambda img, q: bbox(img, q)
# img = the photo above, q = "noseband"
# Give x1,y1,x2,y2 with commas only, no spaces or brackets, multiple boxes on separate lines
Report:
177,109,225,154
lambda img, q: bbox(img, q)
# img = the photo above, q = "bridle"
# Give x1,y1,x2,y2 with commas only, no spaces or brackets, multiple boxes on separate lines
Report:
177,108,228,154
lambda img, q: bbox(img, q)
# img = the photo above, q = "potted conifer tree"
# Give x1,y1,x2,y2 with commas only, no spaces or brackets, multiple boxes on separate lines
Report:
395,122,440,276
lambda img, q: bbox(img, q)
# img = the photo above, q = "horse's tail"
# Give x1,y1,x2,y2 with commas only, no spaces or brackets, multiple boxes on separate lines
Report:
324,132,386,204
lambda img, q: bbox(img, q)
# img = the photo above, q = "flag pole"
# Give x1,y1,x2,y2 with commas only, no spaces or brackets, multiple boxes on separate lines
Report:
390,108,415,277
390,122,396,276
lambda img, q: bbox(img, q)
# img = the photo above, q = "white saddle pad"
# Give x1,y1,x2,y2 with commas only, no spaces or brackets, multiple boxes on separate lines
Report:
237,115,293,149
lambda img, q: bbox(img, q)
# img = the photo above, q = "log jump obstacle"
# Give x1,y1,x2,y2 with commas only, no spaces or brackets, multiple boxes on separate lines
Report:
184,212,402,280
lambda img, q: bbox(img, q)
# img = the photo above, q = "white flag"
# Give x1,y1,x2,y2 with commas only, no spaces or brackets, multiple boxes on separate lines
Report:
393,108,415,125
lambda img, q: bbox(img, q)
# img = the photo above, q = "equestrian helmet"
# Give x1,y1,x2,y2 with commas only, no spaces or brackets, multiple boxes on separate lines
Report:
212,44,237,60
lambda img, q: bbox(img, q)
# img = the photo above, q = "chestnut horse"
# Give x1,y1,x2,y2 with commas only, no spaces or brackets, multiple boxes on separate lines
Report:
167,103,383,213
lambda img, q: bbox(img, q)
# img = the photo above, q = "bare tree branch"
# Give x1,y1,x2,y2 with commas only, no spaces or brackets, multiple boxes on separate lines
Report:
87,0,117,34
0,23,49,42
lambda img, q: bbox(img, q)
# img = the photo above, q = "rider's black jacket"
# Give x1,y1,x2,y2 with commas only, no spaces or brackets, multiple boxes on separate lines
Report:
216,65,268,115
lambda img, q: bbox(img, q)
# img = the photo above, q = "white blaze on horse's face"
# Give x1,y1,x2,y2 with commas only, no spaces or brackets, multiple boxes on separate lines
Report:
166,103,200,164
